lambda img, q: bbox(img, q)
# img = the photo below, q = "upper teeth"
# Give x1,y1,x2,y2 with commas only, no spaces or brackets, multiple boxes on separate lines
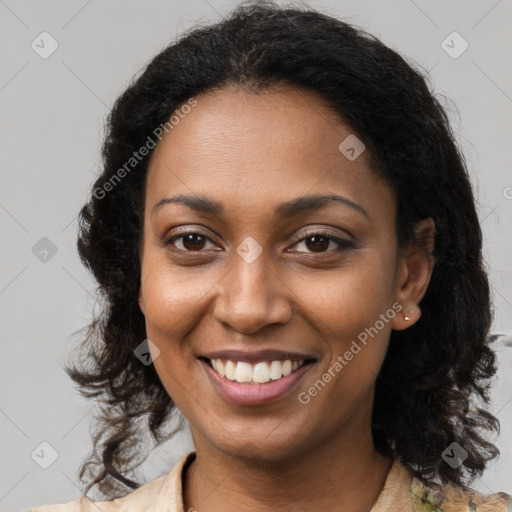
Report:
210,359,305,384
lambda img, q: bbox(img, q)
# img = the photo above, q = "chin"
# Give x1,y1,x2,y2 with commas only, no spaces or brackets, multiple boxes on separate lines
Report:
205,428,308,465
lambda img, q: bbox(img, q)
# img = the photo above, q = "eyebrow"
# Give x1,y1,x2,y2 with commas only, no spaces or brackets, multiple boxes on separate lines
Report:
151,193,369,219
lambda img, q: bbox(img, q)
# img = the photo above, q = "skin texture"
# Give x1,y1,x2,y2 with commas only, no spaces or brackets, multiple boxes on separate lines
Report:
138,84,436,512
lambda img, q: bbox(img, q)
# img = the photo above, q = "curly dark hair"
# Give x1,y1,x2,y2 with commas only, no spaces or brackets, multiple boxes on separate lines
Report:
67,0,500,499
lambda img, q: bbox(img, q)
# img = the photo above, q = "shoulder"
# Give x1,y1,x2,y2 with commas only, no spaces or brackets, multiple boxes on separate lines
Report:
373,458,511,512
408,466,512,512
27,475,167,512
27,452,196,512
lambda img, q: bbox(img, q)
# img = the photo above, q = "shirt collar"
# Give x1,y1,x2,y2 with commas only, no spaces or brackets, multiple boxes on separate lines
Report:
153,451,197,512
152,452,406,512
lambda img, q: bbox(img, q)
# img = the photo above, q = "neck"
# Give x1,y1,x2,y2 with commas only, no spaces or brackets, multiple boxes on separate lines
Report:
183,427,393,512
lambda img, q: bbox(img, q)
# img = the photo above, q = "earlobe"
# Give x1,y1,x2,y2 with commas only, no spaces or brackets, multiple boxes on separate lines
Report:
392,304,422,330
391,218,435,331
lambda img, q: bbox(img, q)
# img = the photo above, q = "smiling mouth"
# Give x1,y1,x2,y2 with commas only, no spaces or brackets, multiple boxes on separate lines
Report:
199,356,316,385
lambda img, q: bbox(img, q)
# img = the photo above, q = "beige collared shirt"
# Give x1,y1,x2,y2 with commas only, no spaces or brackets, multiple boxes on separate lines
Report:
28,452,511,511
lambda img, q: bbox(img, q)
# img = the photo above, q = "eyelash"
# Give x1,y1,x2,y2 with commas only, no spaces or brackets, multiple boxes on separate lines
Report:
164,229,353,254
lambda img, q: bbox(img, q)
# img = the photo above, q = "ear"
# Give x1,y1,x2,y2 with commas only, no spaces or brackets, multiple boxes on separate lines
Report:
138,286,146,316
391,218,436,331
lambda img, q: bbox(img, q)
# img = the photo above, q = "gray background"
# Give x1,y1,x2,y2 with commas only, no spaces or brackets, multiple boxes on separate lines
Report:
0,0,511,510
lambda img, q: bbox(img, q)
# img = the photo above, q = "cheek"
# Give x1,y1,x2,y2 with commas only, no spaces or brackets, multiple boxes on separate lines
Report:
293,254,395,394
139,254,217,402
294,254,395,339
140,251,220,338
294,277,392,434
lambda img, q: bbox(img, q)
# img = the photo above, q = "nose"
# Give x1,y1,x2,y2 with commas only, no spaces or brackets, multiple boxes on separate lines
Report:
212,248,292,335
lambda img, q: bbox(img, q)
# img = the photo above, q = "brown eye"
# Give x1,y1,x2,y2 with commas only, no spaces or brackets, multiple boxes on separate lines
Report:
305,235,330,252
166,232,216,252
182,233,207,251
291,231,353,254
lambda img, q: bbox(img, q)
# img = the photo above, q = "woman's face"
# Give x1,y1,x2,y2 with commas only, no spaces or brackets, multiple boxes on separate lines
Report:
139,85,428,461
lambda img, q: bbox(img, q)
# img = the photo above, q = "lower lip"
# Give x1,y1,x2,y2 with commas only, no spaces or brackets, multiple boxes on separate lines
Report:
201,359,314,406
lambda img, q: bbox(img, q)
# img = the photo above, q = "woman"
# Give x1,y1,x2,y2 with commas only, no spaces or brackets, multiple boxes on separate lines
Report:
30,1,511,510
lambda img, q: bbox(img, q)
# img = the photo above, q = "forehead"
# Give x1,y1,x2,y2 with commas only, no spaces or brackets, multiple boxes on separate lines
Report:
145,85,394,224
